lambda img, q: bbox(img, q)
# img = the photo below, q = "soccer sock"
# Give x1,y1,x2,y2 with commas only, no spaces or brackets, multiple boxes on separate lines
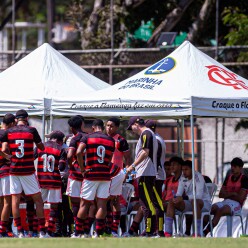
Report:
14,217,23,233
26,201,35,232
158,216,165,236
112,211,121,233
83,217,90,234
75,217,84,236
0,221,8,234
7,217,13,232
72,203,79,225
38,217,46,233
88,217,95,231
95,218,105,236
105,201,112,232
197,219,201,236
164,217,173,235
47,209,57,235
129,220,139,235
33,216,38,233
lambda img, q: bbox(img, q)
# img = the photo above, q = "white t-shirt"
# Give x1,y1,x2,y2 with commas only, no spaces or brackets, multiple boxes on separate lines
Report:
176,171,211,203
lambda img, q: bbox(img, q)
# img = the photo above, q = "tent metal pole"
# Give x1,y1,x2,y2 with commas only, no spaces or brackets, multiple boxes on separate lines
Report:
42,113,45,142
181,119,184,159
177,120,181,156
49,113,53,133
190,114,198,237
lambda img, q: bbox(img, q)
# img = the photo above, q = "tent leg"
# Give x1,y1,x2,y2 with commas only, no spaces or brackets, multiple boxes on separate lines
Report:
177,120,181,157
49,113,53,133
190,114,198,237
42,113,45,142
181,119,184,159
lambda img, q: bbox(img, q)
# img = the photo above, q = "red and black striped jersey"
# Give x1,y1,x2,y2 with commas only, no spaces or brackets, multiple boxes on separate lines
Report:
80,131,115,181
68,131,87,181
34,140,66,189
0,124,42,175
0,129,10,178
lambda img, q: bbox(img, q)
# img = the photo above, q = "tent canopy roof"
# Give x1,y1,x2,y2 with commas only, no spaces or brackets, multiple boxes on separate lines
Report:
52,41,248,118
0,43,109,115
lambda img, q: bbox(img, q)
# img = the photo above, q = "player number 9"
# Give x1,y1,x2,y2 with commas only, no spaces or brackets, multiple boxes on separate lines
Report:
97,145,105,163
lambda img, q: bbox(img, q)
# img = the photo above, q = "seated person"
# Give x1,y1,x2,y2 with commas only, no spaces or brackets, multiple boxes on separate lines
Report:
163,157,184,210
204,157,248,236
164,160,211,237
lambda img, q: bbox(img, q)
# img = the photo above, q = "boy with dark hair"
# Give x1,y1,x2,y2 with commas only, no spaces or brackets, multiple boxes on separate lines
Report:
74,119,115,238
164,160,211,237
66,116,88,235
34,130,67,237
0,109,46,238
204,157,248,236
0,113,15,237
105,117,130,237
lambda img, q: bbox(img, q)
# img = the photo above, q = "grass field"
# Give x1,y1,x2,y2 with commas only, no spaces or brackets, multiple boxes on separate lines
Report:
0,237,247,248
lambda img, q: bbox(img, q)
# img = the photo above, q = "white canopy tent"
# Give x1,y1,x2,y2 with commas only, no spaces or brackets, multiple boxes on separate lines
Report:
52,41,248,118
0,43,109,138
52,41,248,236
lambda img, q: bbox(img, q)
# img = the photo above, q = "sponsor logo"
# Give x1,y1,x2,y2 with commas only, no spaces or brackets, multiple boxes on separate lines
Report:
145,57,175,75
206,65,248,90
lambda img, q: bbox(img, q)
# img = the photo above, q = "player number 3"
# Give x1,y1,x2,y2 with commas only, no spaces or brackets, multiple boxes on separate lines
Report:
15,140,24,158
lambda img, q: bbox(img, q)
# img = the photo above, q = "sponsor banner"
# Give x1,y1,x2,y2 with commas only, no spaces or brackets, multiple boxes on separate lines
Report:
193,97,248,117
51,98,191,117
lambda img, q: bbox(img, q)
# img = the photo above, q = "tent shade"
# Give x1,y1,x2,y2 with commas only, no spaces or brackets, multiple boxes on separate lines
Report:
0,43,109,116
52,41,248,118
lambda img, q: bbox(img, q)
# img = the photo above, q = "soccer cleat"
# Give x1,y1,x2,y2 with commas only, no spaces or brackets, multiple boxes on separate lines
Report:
122,232,133,237
39,231,46,238
27,231,33,238
111,231,119,238
71,233,81,238
6,231,16,238
18,232,25,238
44,233,52,238
164,232,172,237
92,232,100,239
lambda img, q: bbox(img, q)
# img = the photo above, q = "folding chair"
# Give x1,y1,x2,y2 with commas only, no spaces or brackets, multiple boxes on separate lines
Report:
226,212,244,237
120,183,135,234
179,182,217,237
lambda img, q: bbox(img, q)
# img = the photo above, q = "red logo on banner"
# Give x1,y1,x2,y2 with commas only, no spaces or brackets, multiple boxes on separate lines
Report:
206,65,248,90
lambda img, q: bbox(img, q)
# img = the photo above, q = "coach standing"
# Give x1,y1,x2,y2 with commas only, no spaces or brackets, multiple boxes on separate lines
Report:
125,117,158,237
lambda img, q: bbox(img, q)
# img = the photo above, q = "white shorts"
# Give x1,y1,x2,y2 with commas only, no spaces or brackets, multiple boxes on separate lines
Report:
183,199,211,212
66,178,82,198
80,179,111,201
0,176,11,197
213,199,241,215
10,174,41,195
41,188,62,203
110,169,126,196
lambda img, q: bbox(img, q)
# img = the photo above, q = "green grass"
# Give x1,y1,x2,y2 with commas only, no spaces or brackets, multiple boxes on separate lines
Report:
0,238,248,248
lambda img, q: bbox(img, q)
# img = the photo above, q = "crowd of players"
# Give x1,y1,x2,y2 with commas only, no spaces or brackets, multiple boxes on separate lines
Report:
0,110,248,239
